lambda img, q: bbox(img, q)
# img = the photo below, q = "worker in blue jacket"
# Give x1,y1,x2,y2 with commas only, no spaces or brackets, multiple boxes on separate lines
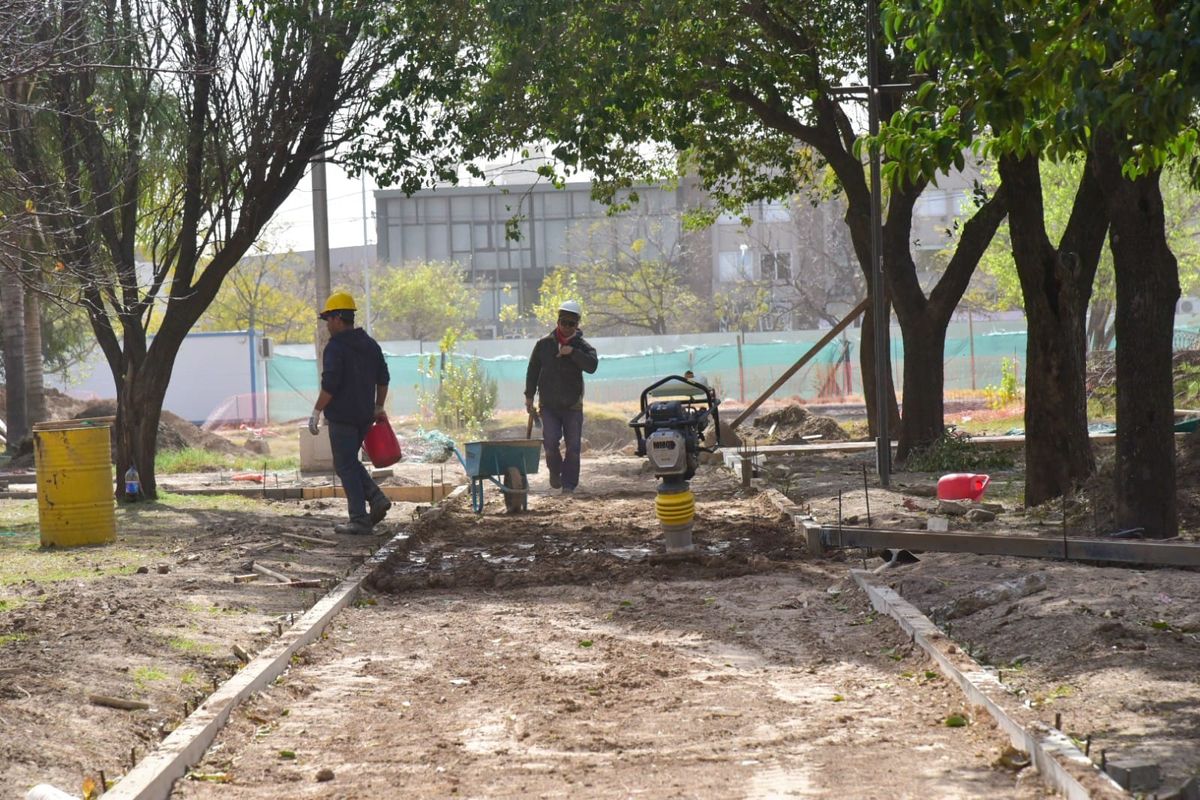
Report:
524,300,599,494
308,291,391,535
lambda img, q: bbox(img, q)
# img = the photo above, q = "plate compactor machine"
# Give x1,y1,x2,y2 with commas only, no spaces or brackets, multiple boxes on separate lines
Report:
628,375,722,552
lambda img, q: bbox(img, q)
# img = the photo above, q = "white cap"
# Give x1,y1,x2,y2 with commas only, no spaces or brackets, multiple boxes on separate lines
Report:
558,300,582,316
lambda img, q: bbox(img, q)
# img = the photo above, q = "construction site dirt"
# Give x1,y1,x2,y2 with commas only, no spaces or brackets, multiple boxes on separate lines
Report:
2,439,1199,797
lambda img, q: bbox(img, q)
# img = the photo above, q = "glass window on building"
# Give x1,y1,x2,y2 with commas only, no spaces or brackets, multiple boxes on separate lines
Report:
543,190,569,217
718,250,753,283
452,223,472,253
474,250,499,270
451,196,473,218
762,251,792,281
423,197,449,222
473,195,490,218
387,225,405,265
395,199,416,223
426,224,449,260
473,222,491,250
478,287,496,320
402,226,425,262
542,218,568,268
498,284,518,313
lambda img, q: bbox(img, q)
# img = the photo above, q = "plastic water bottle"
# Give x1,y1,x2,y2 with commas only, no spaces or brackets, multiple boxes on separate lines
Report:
125,465,141,502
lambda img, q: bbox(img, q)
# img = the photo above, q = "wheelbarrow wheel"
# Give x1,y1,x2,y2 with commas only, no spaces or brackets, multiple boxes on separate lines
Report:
502,466,528,514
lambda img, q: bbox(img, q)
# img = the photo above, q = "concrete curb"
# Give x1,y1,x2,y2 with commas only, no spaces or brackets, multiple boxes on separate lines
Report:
102,484,469,800
850,570,1127,800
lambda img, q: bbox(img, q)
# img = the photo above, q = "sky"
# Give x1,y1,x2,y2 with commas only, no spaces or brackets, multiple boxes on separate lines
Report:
265,161,380,255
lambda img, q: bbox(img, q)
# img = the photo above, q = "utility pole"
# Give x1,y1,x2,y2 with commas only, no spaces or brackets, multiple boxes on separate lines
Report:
360,172,372,336
866,0,892,487
313,156,332,376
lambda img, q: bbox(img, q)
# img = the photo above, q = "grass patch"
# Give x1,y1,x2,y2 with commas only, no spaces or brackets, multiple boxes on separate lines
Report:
169,637,216,655
133,665,169,689
0,632,30,647
0,596,34,613
180,669,201,686
0,533,146,586
0,501,40,531
126,492,269,515
156,447,298,474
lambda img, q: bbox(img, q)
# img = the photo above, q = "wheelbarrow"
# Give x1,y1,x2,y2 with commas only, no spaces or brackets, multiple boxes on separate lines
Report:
452,437,542,514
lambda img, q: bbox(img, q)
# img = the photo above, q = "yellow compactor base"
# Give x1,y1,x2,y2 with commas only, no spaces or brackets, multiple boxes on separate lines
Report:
655,488,695,526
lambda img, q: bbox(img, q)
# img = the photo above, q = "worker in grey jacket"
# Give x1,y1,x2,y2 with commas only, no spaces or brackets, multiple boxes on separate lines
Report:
524,300,599,493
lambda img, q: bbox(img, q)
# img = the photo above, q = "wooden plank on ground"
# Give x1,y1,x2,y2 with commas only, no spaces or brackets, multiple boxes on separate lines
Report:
300,484,456,502
250,562,292,583
816,525,1200,567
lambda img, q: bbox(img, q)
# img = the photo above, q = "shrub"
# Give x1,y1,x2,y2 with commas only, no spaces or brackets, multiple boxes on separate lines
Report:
902,428,1014,473
984,357,1022,410
418,352,498,438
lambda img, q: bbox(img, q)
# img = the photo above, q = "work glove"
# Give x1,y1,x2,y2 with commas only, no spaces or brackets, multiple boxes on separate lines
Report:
374,404,386,420
308,412,321,436
524,397,535,414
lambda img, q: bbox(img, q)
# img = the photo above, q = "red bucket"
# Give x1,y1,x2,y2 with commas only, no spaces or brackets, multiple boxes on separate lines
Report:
937,472,990,502
363,416,402,468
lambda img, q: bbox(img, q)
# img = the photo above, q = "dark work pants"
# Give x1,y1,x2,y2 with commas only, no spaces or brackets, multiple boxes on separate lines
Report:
540,407,584,490
328,420,381,521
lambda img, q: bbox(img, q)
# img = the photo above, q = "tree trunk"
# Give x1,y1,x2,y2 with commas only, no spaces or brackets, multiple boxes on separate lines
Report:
1094,146,1179,538
23,284,47,426
1,264,28,450
883,180,1009,461
895,315,946,461
999,154,1106,507
110,348,173,501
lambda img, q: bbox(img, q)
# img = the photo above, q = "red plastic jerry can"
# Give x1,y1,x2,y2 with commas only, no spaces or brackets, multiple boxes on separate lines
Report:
937,472,990,502
363,415,402,468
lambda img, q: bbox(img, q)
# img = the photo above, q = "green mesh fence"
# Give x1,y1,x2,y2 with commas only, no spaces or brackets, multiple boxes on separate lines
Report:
265,330,1032,422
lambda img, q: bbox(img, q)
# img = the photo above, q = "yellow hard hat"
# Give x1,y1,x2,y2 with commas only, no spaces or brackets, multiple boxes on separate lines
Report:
321,291,356,316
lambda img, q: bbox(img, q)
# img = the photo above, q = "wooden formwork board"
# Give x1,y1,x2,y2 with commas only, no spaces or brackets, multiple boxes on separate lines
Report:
801,521,1200,568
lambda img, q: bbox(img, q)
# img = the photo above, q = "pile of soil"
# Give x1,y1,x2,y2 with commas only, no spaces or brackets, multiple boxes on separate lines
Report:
74,401,249,457
0,385,92,422
751,403,849,444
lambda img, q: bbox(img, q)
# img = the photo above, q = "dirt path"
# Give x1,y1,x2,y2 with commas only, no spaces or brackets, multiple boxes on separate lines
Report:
174,576,1044,799
7,430,1200,797
173,456,1043,798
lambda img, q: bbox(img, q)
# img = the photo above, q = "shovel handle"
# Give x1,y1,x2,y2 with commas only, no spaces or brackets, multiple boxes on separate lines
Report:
526,412,535,439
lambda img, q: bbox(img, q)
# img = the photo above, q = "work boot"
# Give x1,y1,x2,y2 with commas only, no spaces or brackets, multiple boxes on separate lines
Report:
334,518,374,536
549,471,562,489
369,494,392,525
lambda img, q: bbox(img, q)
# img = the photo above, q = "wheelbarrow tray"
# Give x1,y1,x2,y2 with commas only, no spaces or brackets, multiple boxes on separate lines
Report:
462,439,542,479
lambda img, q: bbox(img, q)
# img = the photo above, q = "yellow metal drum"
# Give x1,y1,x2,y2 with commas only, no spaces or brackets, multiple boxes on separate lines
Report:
33,421,116,547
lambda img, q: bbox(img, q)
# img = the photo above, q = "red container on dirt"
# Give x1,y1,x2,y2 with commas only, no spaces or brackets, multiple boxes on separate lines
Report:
937,472,990,501
363,416,402,468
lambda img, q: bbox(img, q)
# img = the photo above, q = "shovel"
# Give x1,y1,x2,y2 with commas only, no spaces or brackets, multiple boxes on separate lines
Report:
526,410,541,439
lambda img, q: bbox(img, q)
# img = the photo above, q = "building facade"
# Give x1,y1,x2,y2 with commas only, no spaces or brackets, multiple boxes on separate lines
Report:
374,176,968,336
